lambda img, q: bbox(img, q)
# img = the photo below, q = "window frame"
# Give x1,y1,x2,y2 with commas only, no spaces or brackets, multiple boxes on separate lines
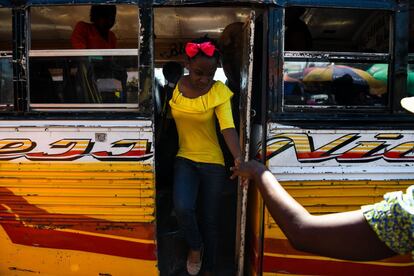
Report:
268,3,411,122
0,8,14,111
22,4,153,115
0,52,13,111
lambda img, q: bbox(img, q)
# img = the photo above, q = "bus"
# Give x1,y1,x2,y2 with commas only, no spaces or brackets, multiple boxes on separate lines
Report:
0,0,413,275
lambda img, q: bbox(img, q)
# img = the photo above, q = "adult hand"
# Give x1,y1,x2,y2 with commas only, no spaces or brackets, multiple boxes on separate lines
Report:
231,157,250,186
230,160,267,181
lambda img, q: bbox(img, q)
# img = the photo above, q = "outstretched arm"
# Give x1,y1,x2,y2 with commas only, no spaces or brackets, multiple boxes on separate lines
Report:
231,161,396,261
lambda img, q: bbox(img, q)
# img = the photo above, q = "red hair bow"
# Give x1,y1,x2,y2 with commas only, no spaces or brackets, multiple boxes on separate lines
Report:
185,42,216,58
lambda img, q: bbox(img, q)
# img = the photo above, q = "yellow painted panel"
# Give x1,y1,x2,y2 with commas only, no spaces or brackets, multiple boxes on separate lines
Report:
265,223,287,239
0,226,158,275
305,205,362,213
3,215,155,223
295,196,379,205
0,206,154,220
0,162,155,223
14,196,153,205
0,162,153,172
0,179,154,189
284,186,405,197
0,171,154,179
280,180,404,187
5,188,154,197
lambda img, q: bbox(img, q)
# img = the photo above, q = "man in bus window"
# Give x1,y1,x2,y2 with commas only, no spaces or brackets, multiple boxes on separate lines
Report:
71,5,117,49
70,5,128,104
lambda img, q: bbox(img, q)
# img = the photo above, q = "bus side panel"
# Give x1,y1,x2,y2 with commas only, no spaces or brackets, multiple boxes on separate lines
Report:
0,121,158,275
260,123,414,275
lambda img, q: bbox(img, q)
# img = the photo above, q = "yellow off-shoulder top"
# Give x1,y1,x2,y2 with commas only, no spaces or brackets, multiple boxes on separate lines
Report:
169,81,235,165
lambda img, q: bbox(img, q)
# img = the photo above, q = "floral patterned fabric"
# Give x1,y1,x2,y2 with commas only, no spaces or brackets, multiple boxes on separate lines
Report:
362,185,414,256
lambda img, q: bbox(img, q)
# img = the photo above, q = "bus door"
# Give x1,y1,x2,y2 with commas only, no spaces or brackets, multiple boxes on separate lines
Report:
236,10,256,276
152,6,261,275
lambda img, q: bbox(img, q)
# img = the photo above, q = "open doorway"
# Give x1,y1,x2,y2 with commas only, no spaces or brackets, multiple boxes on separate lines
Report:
153,6,264,275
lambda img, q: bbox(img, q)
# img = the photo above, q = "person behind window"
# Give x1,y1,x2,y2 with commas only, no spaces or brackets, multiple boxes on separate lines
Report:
162,62,184,109
219,22,243,96
69,5,126,104
169,37,242,276
71,5,117,49
285,7,313,51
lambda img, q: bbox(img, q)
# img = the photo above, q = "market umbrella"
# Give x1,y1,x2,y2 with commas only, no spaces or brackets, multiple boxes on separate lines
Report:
303,65,387,96
367,64,414,95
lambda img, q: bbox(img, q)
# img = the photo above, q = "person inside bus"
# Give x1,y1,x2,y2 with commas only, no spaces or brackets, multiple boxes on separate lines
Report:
230,115,414,262
333,73,368,105
71,5,117,49
219,22,243,98
162,61,184,110
169,37,242,276
285,7,313,51
69,5,128,103
155,62,183,230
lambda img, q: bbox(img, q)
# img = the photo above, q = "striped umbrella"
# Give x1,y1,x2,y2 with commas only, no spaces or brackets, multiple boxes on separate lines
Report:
303,65,387,96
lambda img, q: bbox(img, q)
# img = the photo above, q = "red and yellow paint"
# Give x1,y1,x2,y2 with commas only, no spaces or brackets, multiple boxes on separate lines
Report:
259,180,414,275
0,138,152,162
0,161,157,275
248,130,414,275
264,133,414,163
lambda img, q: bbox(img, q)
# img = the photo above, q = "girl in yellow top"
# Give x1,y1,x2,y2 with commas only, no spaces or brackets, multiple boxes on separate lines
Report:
169,37,242,276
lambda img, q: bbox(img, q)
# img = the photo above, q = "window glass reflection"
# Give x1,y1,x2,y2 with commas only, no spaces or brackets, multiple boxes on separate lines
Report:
283,62,388,106
0,56,13,110
408,61,414,96
29,54,138,104
0,9,13,110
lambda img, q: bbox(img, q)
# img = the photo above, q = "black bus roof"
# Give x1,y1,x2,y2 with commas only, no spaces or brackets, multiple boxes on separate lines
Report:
0,0,401,10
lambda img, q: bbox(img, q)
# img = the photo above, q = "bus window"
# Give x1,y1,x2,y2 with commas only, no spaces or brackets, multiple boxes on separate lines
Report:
283,7,390,109
29,5,142,111
0,8,13,111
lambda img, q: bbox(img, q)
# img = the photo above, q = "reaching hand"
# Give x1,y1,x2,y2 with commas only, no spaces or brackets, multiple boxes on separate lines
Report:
234,156,242,168
230,160,267,181
231,157,250,186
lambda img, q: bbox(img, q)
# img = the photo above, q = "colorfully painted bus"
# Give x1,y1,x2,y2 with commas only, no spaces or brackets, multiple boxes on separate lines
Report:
0,0,413,275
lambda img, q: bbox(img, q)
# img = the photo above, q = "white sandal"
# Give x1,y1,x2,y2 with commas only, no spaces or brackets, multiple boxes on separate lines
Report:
186,248,203,275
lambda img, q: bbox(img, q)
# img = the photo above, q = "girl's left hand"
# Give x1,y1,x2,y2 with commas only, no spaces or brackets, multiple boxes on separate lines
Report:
232,156,250,186
234,156,242,168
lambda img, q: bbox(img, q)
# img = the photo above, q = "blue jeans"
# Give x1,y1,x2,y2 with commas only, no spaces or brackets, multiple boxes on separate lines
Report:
173,157,226,272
